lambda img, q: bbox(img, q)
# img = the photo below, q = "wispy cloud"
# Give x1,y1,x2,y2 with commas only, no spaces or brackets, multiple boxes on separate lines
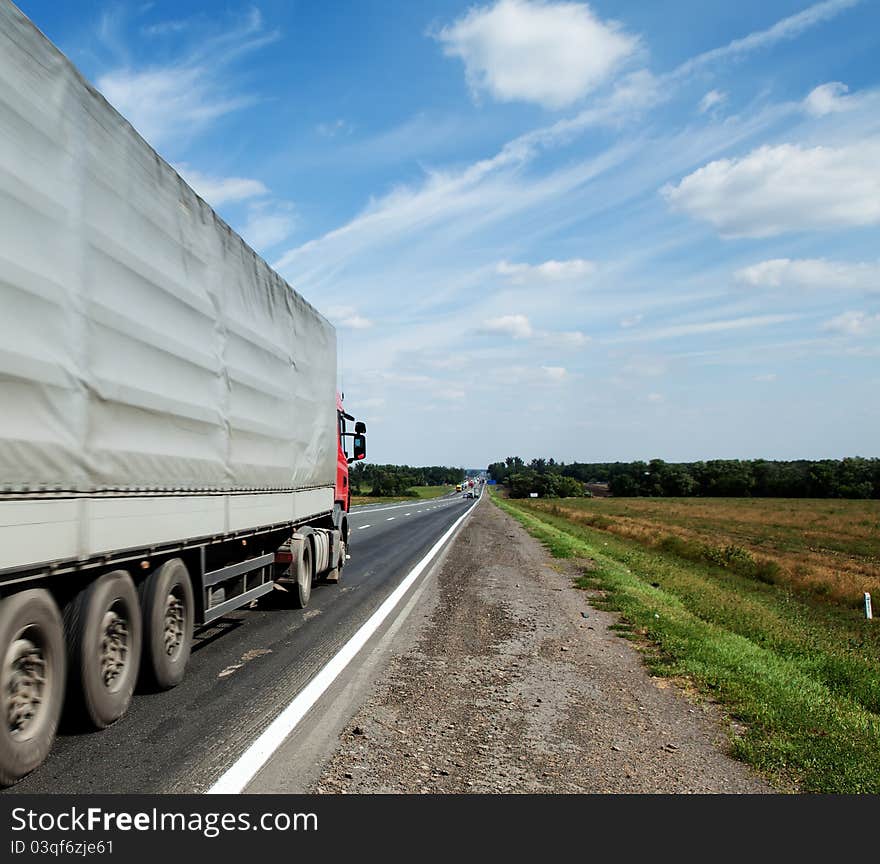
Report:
824,310,880,336
482,313,533,339
606,314,801,344
174,164,268,206
674,0,862,79
239,201,297,252
735,258,880,292
141,19,191,38
698,89,726,114
541,365,568,381
325,305,374,330
804,81,857,116
497,258,596,283
316,118,353,137
94,8,279,148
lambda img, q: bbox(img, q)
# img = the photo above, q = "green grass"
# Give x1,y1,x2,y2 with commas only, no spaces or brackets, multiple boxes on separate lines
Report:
409,485,457,500
492,490,880,793
351,485,454,506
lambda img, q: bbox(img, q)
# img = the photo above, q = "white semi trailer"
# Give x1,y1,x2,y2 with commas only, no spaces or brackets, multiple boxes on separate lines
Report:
0,0,365,785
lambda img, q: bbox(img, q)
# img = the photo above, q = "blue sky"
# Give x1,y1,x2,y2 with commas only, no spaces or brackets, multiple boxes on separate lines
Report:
18,0,880,466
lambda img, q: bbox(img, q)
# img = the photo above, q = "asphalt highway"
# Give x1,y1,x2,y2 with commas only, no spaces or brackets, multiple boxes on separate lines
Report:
2,492,477,794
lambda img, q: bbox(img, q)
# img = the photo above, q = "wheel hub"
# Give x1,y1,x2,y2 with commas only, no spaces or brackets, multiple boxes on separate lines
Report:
163,594,184,658
6,636,46,741
100,609,129,689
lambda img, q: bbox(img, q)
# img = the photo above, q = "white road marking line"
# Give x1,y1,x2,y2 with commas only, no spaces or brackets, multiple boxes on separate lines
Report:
357,525,371,530
387,516,395,521
404,513,412,516
206,495,479,794
351,500,440,515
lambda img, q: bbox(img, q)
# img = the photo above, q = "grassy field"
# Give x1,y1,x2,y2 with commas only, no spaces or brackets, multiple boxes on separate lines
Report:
492,490,880,792
525,496,880,608
350,485,455,506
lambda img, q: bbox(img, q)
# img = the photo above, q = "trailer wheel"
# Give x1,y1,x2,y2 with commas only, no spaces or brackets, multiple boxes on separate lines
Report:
291,537,313,609
139,559,194,690
64,570,141,729
0,590,66,787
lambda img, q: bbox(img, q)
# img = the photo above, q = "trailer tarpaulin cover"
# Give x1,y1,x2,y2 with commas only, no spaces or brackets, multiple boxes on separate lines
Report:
0,1,337,494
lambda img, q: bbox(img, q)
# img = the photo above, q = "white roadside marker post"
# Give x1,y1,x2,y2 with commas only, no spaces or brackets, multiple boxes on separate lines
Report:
865,592,873,620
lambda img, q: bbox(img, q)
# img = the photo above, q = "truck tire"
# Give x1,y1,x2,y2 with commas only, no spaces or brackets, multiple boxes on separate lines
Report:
324,508,347,584
64,570,141,729
324,531,345,584
291,536,313,609
0,590,66,787
139,559,194,690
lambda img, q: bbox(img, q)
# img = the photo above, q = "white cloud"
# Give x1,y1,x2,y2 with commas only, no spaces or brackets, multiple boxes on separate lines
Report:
647,392,664,402
823,310,880,336
483,313,534,339
554,330,589,347
481,314,588,347
754,373,777,382
324,305,373,330
662,141,880,237
497,258,596,283
239,203,296,252
698,89,727,114
735,258,880,292
803,81,855,116
542,365,568,381
175,165,268,206
436,0,637,109
619,314,643,328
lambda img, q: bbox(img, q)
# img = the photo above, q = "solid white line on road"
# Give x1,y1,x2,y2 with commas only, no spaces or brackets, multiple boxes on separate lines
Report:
206,495,481,794
357,525,371,530
387,517,395,521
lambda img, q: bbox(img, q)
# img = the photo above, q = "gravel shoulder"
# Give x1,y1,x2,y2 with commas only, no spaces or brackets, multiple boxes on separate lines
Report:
311,496,774,793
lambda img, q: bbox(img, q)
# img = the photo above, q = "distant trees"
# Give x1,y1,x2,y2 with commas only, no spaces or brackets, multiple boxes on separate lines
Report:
487,459,588,499
350,463,463,497
487,456,880,499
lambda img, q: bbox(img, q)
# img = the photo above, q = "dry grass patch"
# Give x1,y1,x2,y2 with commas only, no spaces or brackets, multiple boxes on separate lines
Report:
535,497,880,608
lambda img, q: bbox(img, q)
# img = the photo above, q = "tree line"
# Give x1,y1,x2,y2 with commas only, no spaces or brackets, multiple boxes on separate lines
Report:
486,456,880,499
350,462,464,497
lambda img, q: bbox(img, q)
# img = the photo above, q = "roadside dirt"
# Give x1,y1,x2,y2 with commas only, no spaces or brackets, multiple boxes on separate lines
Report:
311,497,774,793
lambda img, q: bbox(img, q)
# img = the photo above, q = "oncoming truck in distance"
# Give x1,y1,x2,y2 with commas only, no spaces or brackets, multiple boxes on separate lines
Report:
0,1,365,786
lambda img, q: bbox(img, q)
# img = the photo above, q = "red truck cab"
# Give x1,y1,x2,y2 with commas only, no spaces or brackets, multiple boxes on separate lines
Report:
336,392,366,512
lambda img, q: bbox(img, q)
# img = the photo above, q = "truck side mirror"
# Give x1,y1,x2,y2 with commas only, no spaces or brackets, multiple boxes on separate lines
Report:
353,434,366,461
354,421,366,434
